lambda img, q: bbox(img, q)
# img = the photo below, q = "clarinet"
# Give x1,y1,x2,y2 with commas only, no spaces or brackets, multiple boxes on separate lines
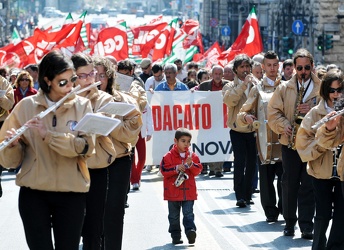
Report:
331,144,342,181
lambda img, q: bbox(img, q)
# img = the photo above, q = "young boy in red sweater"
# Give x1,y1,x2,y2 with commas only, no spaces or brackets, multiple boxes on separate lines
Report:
160,127,203,245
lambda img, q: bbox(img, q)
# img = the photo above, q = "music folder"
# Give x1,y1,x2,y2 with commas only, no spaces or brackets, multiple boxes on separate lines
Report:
96,102,136,116
73,113,121,136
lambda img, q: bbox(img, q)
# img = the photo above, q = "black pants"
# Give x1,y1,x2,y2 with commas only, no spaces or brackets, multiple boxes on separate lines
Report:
230,130,257,201
312,178,344,250
19,187,86,250
103,155,131,250
259,161,283,218
82,168,109,250
281,145,315,231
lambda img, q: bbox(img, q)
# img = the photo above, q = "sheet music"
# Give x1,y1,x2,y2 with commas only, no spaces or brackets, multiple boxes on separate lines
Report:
97,102,136,116
115,73,133,92
73,113,121,136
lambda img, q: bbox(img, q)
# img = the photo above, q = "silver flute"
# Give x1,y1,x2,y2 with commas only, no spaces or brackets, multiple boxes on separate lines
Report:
311,108,344,129
0,82,101,151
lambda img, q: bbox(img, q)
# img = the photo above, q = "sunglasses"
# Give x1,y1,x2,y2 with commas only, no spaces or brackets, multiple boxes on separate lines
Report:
296,65,312,71
96,73,107,79
77,71,97,80
20,78,30,82
58,75,78,87
329,87,342,93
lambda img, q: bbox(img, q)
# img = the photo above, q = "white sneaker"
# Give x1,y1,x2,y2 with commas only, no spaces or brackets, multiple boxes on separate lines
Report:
132,183,140,190
145,165,152,172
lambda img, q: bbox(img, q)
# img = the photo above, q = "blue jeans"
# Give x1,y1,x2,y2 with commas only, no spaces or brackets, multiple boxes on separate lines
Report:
168,200,196,239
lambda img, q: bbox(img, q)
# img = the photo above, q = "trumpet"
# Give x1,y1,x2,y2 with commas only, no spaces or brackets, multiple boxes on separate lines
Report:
0,82,101,152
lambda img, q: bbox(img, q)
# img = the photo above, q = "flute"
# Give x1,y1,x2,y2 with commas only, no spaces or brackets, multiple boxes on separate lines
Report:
311,108,344,129
0,82,100,152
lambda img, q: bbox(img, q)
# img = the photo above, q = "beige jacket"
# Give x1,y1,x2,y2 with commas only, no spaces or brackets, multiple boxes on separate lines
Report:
223,76,255,132
0,89,95,192
295,99,342,179
111,90,143,158
267,73,321,146
129,80,147,113
0,75,14,122
237,76,282,127
83,88,117,169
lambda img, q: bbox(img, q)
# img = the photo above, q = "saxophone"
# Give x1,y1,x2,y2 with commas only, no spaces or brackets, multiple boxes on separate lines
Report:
288,76,305,150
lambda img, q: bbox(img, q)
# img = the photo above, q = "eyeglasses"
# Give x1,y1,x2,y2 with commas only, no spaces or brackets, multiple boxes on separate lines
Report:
58,75,78,87
20,78,30,82
296,65,312,71
329,87,342,93
77,71,97,80
96,73,107,80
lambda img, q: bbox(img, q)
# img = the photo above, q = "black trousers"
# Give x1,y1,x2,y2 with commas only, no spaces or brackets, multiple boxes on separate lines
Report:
312,178,344,250
259,161,283,218
82,168,109,250
230,130,257,201
281,145,315,231
103,155,131,250
19,187,86,250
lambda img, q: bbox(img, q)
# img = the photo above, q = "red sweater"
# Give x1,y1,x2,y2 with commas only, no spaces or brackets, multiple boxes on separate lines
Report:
160,144,202,201
14,87,37,108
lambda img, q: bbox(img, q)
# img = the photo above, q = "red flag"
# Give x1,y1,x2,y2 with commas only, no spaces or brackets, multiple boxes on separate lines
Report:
193,41,222,69
56,21,83,57
131,22,168,57
181,20,204,54
90,26,128,61
217,7,263,66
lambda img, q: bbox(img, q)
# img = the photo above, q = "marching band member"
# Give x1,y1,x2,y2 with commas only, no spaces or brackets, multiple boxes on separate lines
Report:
71,52,116,250
237,51,283,223
0,73,14,197
93,55,143,250
223,54,257,208
0,50,95,249
267,48,320,239
298,69,344,249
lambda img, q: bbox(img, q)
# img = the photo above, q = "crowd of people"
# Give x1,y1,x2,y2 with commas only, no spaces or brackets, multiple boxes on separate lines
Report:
0,47,344,249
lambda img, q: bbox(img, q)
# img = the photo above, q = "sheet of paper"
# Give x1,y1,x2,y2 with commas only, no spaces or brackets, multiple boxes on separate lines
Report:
73,113,121,136
97,102,136,116
115,73,133,92
0,90,6,98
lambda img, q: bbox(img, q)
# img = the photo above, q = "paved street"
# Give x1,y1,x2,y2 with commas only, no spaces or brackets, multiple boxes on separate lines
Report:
0,167,313,250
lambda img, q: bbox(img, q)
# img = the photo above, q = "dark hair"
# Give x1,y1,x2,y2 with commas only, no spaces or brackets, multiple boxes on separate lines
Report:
319,69,344,102
197,69,209,83
283,59,293,69
117,59,133,71
152,64,163,74
0,67,7,78
232,54,252,74
187,62,199,70
187,79,199,89
175,127,192,140
24,64,38,72
93,56,116,95
174,59,182,64
71,52,93,70
38,50,74,93
293,48,314,66
263,50,279,62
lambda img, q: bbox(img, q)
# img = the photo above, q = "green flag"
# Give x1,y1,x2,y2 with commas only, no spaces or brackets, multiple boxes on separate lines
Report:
64,13,73,24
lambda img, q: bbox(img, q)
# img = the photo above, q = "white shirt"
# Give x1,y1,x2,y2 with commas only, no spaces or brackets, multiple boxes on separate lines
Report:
145,75,166,91
298,78,313,103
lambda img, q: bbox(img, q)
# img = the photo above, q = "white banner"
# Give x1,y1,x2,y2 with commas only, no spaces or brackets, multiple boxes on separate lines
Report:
145,91,234,165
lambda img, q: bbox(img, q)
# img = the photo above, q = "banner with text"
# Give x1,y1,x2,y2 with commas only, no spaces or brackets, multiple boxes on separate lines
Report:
145,91,234,165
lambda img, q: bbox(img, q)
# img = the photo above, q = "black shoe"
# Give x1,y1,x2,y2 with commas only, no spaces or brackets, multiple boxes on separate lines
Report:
236,199,247,208
215,172,223,177
0,188,2,198
172,238,183,245
266,216,278,223
201,169,208,174
301,230,313,240
283,227,295,236
124,203,129,208
186,230,196,244
223,167,231,173
252,189,260,194
246,199,254,205
208,171,215,176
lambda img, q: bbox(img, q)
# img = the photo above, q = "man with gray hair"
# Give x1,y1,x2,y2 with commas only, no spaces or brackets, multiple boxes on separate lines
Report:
198,65,230,177
154,64,189,91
